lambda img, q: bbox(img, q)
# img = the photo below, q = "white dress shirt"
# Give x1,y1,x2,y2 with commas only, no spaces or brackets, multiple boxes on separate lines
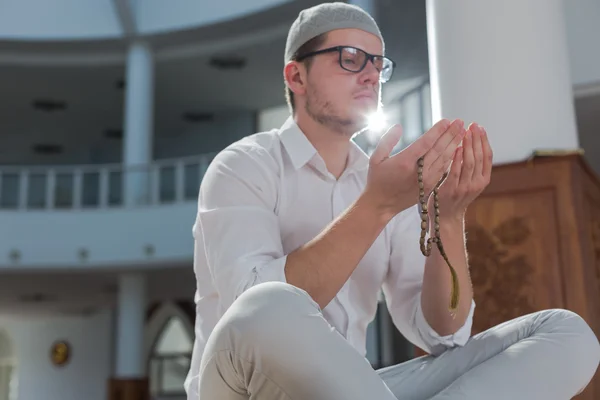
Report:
185,116,475,396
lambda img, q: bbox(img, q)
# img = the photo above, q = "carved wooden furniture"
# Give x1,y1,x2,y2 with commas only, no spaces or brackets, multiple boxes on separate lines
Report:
416,154,600,399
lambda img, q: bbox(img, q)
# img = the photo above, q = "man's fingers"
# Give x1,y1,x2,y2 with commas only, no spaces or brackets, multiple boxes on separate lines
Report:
481,126,493,179
426,119,464,166
446,146,463,188
459,128,475,184
471,123,484,178
426,120,466,178
370,125,403,165
404,118,451,159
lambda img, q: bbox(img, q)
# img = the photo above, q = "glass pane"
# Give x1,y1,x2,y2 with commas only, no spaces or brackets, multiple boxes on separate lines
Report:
0,332,13,359
28,173,46,209
159,166,175,203
108,171,122,206
422,82,432,130
402,90,421,144
9,365,17,400
156,318,192,354
0,173,19,209
82,172,100,207
0,365,10,400
184,163,199,200
161,356,190,394
55,173,73,209
8,366,19,400
200,154,215,179
149,358,161,395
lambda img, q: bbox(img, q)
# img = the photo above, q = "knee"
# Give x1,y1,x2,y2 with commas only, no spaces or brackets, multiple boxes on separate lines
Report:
237,281,319,312
234,281,320,327
207,282,319,351
542,309,600,367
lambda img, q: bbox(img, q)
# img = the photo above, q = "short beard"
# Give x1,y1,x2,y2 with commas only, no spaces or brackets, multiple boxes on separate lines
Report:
304,86,368,137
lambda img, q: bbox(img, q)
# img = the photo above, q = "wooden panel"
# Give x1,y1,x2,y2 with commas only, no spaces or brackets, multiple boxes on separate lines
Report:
466,188,563,333
590,209,600,299
579,170,600,400
478,156,596,328
579,159,600,336
107,378,149,400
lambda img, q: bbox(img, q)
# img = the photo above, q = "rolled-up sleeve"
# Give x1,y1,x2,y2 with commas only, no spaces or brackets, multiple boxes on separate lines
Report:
382,204,474,356
414,293,475,355
194,143,287,310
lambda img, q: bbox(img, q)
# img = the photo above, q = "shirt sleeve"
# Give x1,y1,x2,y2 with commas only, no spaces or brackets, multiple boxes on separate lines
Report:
194,142,287,311
382,204,475,356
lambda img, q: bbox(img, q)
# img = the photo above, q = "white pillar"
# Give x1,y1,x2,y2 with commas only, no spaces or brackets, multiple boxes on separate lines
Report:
426,0,579,165
123,41,154,206
349,0,377,20
115,273,147,377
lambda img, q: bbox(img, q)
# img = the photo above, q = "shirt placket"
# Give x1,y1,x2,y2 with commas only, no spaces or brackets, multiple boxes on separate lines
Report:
331,178,353,342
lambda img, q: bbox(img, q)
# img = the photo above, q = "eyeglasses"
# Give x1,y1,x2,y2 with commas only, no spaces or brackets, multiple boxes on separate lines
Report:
295,46,396,83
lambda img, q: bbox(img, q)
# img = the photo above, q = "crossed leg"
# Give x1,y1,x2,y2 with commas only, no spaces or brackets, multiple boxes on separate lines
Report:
197,282,397,400
378,308,600,399
196,282,599,400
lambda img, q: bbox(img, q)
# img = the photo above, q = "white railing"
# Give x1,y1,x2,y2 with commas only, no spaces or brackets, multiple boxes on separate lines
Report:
0,153,217,210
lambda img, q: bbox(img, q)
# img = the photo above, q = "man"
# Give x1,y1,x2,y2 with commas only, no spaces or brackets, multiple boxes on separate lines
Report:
185,3,599,399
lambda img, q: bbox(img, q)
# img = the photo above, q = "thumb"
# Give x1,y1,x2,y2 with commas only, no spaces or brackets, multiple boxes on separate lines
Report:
370,125,403,165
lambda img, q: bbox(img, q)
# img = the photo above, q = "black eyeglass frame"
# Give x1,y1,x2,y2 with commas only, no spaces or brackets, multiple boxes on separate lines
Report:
294,45,396,82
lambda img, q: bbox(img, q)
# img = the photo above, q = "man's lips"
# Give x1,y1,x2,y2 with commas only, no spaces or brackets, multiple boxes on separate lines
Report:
353,91,376,100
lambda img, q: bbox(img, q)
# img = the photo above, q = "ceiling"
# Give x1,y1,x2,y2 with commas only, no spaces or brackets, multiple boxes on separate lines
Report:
0,0,430,138
0,0,597,170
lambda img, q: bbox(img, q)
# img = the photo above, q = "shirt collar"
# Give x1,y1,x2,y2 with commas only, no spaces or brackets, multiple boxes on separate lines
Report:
348,140,369,172
278,116,370,173
278,116,317,170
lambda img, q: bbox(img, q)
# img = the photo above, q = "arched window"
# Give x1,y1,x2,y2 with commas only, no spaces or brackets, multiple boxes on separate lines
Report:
146,303,193,398
0,330,17,400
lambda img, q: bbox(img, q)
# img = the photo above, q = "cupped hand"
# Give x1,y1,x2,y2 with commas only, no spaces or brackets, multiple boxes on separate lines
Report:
365,118,466,218
429,122,493,221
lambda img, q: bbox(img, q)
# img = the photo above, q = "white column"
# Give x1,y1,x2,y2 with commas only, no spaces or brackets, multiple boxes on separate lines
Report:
123,41,154,206
115,273,147,377
426,0,579,165
349,0,376,20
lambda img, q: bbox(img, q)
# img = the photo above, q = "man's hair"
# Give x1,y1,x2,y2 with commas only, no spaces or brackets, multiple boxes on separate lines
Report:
285,33,328,114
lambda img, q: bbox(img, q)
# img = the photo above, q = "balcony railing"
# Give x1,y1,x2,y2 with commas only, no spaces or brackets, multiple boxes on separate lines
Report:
0,153,217,210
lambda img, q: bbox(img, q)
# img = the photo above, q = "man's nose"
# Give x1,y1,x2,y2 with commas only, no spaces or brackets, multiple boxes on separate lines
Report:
360,59,380,83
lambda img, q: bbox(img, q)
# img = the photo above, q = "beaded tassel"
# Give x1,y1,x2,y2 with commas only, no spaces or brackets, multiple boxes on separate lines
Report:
417,157,459,317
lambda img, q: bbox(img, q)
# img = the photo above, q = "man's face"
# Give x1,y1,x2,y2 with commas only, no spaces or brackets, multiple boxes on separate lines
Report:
303,29,383,136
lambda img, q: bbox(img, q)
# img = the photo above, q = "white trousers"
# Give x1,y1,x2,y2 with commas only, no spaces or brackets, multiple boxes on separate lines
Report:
196,282,600,399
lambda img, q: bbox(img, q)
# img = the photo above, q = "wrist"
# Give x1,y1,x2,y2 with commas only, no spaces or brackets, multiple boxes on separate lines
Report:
357,190,396,226
431,215,464,233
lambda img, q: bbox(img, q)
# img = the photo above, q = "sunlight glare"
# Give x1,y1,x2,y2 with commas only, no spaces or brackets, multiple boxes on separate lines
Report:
367,110,388,133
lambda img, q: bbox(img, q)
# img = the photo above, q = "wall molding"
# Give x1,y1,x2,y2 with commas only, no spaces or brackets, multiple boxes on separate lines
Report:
574,81,600,99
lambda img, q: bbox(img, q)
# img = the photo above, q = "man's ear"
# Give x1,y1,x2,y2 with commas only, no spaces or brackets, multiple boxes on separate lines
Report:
284,61,307,97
